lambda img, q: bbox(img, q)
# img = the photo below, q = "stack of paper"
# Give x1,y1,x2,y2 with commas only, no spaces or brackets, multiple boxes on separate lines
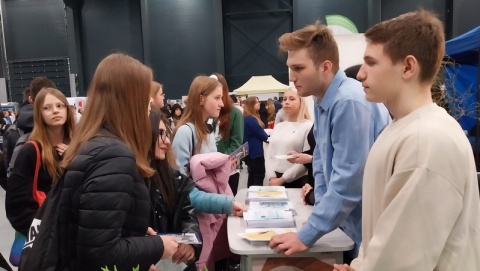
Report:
240,228,297,243
248,201,296,214
247,186,288,202
243,209,295,228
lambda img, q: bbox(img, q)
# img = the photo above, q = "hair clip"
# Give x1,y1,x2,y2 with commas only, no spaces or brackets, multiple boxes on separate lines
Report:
209,74,218,81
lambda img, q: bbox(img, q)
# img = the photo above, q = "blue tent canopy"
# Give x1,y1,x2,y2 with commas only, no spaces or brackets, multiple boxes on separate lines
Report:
446,26,480,65
444,26,480,132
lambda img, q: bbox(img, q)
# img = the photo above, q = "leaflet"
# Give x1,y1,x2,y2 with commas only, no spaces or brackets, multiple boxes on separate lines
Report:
157,233,202,245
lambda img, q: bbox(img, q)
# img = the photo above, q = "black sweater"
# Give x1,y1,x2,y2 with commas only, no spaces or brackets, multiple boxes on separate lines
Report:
6,142,52,236
56,133,163,271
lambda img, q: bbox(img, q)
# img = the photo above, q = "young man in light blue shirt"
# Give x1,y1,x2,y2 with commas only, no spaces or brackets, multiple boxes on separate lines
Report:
269,22,391,262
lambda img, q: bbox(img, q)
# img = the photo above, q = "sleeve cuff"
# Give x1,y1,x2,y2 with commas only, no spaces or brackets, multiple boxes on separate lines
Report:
297,222,320,247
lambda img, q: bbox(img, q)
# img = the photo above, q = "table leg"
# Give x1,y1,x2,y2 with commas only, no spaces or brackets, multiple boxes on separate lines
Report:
240,255,252,271
334,252,343,264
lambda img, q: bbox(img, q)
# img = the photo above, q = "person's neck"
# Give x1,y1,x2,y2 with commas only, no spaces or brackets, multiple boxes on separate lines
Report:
286,112,299,122
313,73,334,100
387,83,433,121
46,126,65,146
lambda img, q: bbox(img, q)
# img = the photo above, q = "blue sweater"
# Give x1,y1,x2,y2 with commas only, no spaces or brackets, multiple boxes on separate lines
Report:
243,115,269,159
171,122,234,214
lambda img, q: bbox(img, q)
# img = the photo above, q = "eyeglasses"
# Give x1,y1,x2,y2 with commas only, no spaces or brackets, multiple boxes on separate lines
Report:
42,103,68,112
158,129,171,142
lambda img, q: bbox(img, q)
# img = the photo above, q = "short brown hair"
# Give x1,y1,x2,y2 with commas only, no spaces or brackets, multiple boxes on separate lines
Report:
365,10,445,83
279,21,339,72
29,77,57,101
23,87,31,101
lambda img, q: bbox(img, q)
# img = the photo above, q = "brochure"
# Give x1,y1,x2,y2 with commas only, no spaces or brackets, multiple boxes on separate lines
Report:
157,232,202,245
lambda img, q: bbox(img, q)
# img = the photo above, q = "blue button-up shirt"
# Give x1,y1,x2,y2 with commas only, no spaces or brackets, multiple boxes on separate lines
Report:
297,71,391,253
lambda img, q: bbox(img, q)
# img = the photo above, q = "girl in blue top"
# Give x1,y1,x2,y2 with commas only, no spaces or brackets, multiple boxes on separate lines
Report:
243,96,269,187
171,75,246,216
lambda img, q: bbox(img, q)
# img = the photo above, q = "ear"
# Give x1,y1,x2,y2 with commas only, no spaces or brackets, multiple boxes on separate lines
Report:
321,60,333,74
200,95,205,105
28,96,33,104
403,55,417,80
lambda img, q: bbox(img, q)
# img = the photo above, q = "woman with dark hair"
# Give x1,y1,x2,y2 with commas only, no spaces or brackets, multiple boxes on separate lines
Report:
55,53,178,270
169,103,183,130
147,111,201,271
212,73,243,195
258,101,269,128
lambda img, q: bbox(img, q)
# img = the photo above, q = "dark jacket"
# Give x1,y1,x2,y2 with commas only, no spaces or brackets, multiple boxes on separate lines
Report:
6,142,52,236
148,171,202,270
243,115,269,159
16,104,34,134
57,132,163,271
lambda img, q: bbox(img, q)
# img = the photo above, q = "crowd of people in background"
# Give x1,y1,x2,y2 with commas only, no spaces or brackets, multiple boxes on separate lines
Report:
0,9,479,271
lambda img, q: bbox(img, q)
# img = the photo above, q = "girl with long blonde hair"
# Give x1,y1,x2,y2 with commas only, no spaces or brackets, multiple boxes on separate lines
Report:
243,96,269,187
265,88,313,188
172,75,246,271
6,87,75,245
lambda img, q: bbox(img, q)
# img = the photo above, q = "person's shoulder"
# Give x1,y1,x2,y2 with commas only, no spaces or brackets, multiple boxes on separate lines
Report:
18,141,37,155
81,136,134,161
335,77,365,100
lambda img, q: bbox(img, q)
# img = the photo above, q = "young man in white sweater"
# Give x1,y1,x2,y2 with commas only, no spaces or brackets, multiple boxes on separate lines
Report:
334,10,480,271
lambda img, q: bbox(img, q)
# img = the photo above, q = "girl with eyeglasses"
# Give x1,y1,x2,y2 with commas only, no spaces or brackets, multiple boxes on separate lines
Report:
146,111,201,271
6,87,75,246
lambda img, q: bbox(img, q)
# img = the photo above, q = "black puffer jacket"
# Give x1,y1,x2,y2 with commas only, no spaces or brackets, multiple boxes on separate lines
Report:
57,133,163,271
148,171,202,269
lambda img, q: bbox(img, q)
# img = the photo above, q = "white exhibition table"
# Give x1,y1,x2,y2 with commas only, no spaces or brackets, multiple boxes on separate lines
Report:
227,188,354,271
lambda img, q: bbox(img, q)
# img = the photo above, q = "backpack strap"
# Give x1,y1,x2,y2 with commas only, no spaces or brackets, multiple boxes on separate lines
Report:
184,123,196,156
27,141,46,206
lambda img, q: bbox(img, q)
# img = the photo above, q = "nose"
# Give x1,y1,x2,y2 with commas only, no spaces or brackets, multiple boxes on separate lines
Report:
357,64,366,82
165,136,171,145
289,72,295,82
220,99,224,107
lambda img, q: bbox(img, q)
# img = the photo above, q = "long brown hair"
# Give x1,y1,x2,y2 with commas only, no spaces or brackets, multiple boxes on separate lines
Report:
214,73,234,139
266,99,275,122
243,96,264,128
148,111,176,214
62,53,154,177
150,81,163,97
30,88,75,182
174,76,221,152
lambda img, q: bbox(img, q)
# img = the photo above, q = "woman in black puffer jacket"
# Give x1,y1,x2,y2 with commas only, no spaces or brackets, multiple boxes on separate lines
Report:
55,53,178,271
147,111,202,271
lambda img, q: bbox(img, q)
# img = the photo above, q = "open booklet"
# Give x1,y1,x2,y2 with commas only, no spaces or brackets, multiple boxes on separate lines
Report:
230,142,249,160
157,232,202,245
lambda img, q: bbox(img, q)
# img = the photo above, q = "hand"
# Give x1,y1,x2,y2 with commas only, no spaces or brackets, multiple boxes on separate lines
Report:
269,232,308,256
287,151,312,165
333,263,355,271
172,244,195,264
55,143,68,156
232,201,247,217
301,183,313,205
146,227,156,236
148,264,157,271
159,235,179,259
230,157,238,172
269,177,285,186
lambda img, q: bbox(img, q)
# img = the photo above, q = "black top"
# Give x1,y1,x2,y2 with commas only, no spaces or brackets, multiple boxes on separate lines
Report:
6,142,52,236
56,132,163,271
148,171,202,270
302,126,316,205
